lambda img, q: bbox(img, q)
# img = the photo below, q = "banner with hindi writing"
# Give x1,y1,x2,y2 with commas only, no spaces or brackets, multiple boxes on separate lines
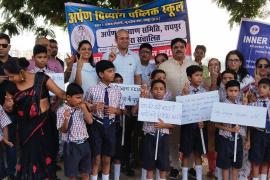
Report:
237,18,270,76
64,0,191,60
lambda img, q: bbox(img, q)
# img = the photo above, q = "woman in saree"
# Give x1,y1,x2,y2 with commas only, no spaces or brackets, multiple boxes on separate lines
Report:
3,57,66,179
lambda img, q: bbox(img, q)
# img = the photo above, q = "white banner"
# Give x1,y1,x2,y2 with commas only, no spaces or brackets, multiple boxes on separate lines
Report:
211,102,267,128
112,83,141,106
47,73,65,96
176,91,219,125
138,98,182,125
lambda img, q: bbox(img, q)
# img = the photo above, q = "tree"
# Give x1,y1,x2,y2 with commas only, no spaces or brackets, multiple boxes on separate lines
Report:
0,0,268,37
214,0,269,27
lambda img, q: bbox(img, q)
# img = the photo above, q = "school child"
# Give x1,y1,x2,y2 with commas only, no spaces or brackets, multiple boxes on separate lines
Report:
57,83,92,180
249,78,270,180
141,79,174,180
112,73,125,180
150,69,172,101
84,60,125,180
215,80,249,180
179,65,208,180
0,104,13,178
30,44,54,73
219,69,237,102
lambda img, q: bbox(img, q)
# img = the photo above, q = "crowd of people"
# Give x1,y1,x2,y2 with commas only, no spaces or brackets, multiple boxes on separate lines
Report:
0,28,269,180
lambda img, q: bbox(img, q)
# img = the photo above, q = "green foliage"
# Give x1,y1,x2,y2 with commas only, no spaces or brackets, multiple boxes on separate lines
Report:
0,0,267,36
214,0,269,27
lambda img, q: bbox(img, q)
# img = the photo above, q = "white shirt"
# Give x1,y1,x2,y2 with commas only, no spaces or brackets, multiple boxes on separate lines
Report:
141,62,156,84
102,49,142,85
69,62,99,94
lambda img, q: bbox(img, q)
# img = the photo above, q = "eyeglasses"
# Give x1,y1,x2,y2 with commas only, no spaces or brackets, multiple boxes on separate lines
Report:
257,64,269,68
0,44,9,48
139,50,151,55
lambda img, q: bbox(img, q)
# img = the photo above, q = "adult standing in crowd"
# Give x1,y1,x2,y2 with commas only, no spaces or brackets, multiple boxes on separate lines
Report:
3,58,66,179
0,33,17,179
27,37,63,73
49,39,64,69
102,29,142,176
159,38,196,179
225,50,254,180
66,40,98,94
139,43,156,84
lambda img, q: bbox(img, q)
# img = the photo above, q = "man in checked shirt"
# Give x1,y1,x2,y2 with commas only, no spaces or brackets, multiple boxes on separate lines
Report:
84,60,125,180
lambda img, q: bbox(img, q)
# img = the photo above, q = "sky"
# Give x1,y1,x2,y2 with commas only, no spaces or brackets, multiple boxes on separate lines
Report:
7,0,270,67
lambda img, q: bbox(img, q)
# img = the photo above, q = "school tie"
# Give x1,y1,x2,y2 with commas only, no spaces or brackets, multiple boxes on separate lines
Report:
193,89,199,94
103,87,110,128
263,101,270,133
67,109,77,142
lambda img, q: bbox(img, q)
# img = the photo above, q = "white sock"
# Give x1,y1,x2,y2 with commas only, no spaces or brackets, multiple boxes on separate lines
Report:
114,164,121,180
195,165,202,180
216,167,222,180
141,168,147,180
159,179,166,180
155,168,160,180
261,174,267,180
252,178,259,180
91,175,98,180
182,167,188,180
102,174,109,180
146,179,153,180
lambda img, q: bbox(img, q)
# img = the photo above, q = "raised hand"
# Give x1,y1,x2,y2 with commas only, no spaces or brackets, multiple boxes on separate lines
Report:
182,82,190,96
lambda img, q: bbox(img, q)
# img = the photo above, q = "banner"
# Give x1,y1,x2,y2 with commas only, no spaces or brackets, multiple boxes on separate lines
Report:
138,98,182,125
237,18,270,75
64,0,191,60
211,102,267,128
112,83,141,106
176,91,219,125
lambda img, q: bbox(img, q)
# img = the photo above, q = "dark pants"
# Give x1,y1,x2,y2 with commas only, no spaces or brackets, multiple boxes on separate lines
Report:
6,113,17,176
0,144,7,179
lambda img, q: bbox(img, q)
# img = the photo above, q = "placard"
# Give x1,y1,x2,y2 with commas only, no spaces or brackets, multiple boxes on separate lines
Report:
47,73,65,96
211,102,267,128
176,91,219,125
112,83,141,106
138,98,182,125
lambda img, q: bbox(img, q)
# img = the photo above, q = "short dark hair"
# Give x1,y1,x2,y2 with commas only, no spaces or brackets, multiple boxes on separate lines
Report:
186,65,203,77
139,43,152,52
255,57,270,67
0,33,10,44
195,45,206,53
150,69,166,79
33,44,47,56
95,60,115,78
114,73,123,81
155,53,168,62
49,39,57,44
225,80,240,90
258,78,270,87
150,79,166,90
171,38,186,48
3,57,29,74
221,69,237,80
66,83,84,96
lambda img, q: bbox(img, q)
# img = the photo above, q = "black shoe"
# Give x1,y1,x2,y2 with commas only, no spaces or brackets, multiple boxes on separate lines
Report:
188,168,196,179
98,170,102,178
169,168,179,179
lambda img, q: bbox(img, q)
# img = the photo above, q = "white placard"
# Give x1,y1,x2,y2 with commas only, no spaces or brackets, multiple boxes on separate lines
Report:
138,98,182,125
211,102,267,128
176,91,219,125
112,83,141,106
47,73,65,96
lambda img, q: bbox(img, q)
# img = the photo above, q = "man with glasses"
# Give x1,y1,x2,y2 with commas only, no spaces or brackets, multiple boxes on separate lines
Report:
0,33,17,180
139,43,156,84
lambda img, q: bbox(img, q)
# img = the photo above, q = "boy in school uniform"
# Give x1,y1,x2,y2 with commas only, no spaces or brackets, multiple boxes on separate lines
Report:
141,79,174,180
57,83,93,180
219,70,238,102
112,73,125,180
84,60,125,180
249,78,270,180
215,80,249,180
179,65,208,180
